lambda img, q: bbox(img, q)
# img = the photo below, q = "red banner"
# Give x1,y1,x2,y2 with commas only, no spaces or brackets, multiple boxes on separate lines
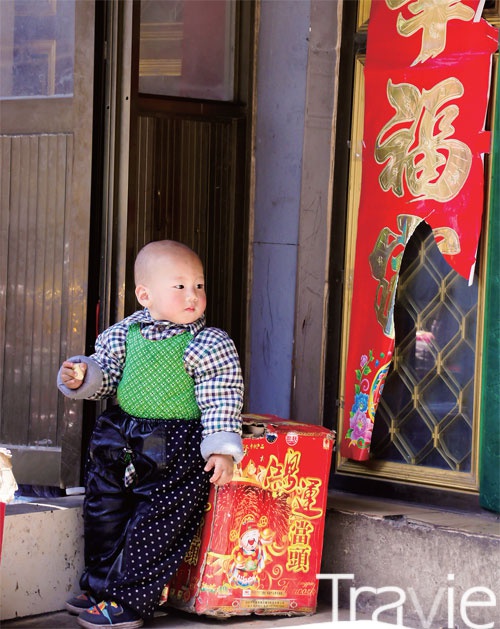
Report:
340,0,498,461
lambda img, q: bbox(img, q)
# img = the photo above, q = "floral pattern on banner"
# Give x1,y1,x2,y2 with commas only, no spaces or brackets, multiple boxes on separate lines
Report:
346,351,392,450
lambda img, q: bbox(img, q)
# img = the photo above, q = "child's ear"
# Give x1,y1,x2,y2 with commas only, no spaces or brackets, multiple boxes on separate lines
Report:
135,284,150,307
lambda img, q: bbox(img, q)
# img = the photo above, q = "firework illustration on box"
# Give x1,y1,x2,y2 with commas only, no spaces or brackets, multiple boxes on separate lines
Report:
166,414,335,617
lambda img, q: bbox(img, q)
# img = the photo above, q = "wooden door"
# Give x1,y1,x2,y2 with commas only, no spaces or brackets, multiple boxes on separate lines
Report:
0,0,95,488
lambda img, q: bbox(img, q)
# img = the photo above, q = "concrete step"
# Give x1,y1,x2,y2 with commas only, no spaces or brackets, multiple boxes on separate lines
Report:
1,492,499,628
320,492,500,629
1,495,85,621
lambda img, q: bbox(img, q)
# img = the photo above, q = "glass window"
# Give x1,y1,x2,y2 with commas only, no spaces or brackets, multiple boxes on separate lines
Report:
0,0,75,99
331,0,500,494
371,221,478,474
139,0,235,101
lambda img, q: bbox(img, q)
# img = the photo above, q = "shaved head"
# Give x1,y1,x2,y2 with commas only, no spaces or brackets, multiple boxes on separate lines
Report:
134,240,202,287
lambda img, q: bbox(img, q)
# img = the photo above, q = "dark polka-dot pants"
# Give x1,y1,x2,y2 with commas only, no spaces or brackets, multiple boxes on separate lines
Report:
80,406,210,619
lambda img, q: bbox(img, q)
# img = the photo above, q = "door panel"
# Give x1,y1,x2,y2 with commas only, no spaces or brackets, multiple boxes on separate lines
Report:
0,0,94,487
127,111,247,346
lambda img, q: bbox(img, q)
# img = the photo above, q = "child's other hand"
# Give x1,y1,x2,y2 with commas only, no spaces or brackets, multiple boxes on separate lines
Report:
60,361,87,389
204,454,234,486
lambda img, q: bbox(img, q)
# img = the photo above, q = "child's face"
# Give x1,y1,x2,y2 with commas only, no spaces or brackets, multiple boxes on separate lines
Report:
136,250,207,324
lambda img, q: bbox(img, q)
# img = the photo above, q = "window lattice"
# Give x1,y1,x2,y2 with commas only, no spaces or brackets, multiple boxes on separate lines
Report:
370,222,477,473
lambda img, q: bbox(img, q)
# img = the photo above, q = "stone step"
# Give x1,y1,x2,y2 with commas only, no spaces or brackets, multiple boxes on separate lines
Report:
320,492,500,628
1,492,498,628
1,495,85,621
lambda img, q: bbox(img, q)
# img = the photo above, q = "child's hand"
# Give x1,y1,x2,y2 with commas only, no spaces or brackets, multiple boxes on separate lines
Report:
60,360,87,390
204,454,235,486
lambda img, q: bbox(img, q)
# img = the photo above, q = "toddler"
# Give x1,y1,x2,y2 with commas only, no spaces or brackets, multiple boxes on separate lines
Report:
57,240,244,628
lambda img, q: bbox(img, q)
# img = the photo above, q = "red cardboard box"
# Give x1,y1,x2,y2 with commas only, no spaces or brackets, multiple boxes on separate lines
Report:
167,414,335,617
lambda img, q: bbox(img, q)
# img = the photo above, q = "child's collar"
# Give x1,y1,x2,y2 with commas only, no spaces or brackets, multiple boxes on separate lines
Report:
142,309,206,333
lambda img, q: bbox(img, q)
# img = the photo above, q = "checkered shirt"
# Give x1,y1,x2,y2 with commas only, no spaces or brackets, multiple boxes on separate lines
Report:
88,309,243,437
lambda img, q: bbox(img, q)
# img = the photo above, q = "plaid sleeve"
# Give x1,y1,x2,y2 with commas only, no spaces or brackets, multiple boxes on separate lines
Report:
185,327,244,438
87,318,131,399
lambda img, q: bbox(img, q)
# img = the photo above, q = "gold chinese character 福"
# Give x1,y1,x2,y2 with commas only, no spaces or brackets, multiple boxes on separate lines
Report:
375,77,472,202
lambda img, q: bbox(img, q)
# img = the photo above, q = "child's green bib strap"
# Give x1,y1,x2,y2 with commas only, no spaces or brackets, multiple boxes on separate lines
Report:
117,324,201,420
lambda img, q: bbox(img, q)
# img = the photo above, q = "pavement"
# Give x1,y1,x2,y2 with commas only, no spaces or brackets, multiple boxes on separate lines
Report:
1,602,405,628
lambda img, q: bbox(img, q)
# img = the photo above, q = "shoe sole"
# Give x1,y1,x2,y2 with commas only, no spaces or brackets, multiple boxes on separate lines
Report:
77,616,144,629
